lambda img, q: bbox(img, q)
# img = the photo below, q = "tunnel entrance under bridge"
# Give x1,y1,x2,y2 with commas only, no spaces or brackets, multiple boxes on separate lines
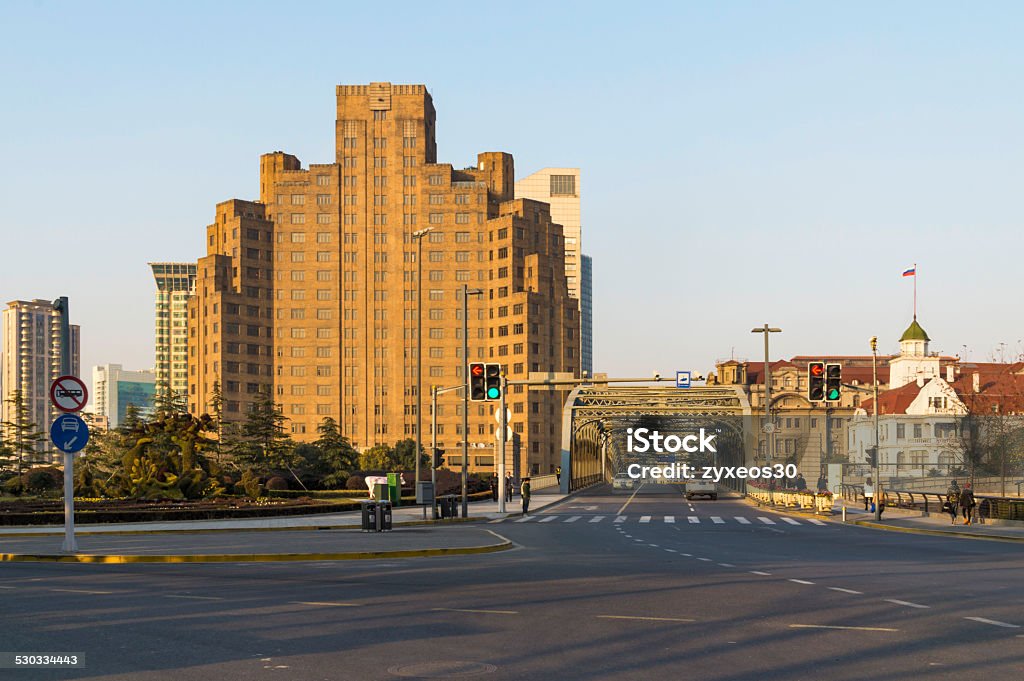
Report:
559,385,755,494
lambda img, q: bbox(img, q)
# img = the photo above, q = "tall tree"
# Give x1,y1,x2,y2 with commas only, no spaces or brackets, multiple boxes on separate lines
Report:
1,390,46,481
311,417,358,487
393,438,427,472
240,390,297,482
359,444,397,472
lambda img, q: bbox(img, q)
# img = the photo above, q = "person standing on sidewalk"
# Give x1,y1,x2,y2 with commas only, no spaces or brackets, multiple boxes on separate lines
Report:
945,479,961,525
521,477,531,515
505,472,514,500
863,476,874,512
489,476,498,502
960,482,976,525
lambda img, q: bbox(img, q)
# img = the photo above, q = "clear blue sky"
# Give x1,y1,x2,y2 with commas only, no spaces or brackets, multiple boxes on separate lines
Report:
2,1,1022,380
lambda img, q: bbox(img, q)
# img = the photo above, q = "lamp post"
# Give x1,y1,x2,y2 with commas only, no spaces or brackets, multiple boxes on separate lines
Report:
871,335,881,521
411,227,433,500
462,284,484,518
751,325,782,466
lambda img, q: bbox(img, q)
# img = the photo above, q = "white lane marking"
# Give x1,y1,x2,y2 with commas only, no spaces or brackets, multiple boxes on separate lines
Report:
538,516,558,523
688,516,700,524
781,517,802,525
597,615,695,623
488,518,507,523
757,517,776,525
433,608,518,615
735,517,751,524
718,563,735,568
564,516,582,523
589,516,605,523
0,586,16,589
664,515,676,523
807,518,827,526
640,516,652,523
614,516,627,523
789,579,815,585
49,588,114,595
665,549,678,553
648,544,659,548
165,594,224,601
790,624,898,632
681,553,693,557
964,617,1020,629
634,539,644,542
711,516,725,524
829,587,863,595
617,483,644,515
884,599,929,609
696,557,712,562
291,601,360,607
514,516,537,523
750,571,772,576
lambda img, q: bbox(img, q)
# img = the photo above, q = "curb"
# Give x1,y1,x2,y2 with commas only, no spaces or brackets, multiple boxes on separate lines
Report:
852,519,1024,544
0,537,513,564
0,515,484,539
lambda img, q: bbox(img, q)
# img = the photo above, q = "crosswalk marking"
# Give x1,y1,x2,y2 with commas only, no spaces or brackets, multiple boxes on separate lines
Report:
807,518,826,526
781,517,802,525
711,516,725,524
614,516,626,523
688,516,700,524
565,516,581,523
664,515,675,523
514,516,536,523
505,514,833,526
757,517,776,525
538,515,558,523
589,516,604,523
735,517,751,524
640,516,652,523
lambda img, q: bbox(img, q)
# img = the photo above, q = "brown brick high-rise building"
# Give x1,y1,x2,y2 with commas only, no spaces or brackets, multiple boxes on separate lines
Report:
188,83,579,476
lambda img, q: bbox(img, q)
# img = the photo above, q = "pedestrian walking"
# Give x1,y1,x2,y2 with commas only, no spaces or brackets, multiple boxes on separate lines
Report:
521,477,532,515
555,466,561,485
960,482,976,525
945,479,961,525
794,473,807,491
489,476,498,502
816,474,828,493
863,476,874,512
505,472,514,500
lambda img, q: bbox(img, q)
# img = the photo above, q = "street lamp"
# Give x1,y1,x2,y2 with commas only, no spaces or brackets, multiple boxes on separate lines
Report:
751,325,782,466
462,284,484,518
411,227,434,500
871,335,881,521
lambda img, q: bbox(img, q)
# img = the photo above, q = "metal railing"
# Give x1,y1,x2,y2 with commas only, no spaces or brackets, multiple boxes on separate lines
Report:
841,484,1024,522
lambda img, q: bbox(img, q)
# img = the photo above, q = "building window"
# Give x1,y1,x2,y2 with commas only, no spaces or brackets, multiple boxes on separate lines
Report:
290,213,305,224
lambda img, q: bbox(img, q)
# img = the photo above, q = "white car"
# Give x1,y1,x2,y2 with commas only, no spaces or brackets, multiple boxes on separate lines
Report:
613,473,636,490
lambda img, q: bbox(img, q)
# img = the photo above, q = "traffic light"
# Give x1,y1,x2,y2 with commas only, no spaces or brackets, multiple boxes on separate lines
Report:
433,447,446,469
825,363,842,401
807,362,825,402
865,446,877,468
469,362,486,401
485,363,502,401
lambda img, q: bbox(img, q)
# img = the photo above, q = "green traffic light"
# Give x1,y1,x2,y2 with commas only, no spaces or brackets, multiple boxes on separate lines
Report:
486,387,500,399
827,388,840,400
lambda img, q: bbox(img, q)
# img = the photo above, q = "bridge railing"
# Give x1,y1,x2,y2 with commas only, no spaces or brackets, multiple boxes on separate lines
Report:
842,485,1024,522
529,474,559,491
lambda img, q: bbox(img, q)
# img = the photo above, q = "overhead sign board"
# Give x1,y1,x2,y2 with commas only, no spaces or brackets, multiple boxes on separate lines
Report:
50,375,88,413
50,413,89,453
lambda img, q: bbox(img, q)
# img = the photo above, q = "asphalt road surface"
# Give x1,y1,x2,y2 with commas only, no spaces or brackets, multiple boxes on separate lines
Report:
1,483,1022,680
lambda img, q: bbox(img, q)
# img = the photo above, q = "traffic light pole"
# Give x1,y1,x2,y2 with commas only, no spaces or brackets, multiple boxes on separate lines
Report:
498,373,507,513
462,284,469,519
871,336,882,521
431,385,438,519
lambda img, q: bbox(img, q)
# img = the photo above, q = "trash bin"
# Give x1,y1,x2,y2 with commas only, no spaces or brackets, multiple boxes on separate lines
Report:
360,500,377,532
377,500,393,531
387,473,401,507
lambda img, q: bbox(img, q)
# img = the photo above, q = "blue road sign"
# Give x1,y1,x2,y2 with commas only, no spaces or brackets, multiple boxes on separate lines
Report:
50,413,89,453
676,371,692,388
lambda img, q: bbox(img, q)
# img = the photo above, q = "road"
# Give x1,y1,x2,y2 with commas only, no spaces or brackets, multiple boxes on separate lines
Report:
1,483,1022,680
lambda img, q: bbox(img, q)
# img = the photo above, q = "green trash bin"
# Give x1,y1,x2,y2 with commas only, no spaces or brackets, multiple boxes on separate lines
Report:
387,473,401,506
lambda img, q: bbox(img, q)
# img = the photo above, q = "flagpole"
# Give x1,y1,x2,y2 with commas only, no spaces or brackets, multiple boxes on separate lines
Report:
913,262,917,320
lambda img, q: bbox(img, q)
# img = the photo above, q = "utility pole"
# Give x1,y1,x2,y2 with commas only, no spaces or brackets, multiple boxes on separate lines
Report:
412,227,433,499
461,285,483,518
431,385,438,519
752,325,782,465
871,335,882,521
53,297,77,553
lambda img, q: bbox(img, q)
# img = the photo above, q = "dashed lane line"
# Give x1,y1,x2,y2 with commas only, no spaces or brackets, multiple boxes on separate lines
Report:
829,587,863,595
964,617,1019,628
750,571,772,576
433,608,519,615
597,615,695,623
48,588,114,595
789,579,815,585
718,563,735,568
696,557,712,562
884,599,930,609
790,624,899,632
164,594,224,601
292,601,360,607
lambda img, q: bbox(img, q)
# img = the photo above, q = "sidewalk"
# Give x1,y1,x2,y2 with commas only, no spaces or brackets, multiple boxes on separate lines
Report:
0,488,569,537
0,525,512,563
835,498,1024,543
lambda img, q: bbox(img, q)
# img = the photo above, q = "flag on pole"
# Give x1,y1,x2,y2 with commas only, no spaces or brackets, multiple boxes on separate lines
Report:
902,266,916,277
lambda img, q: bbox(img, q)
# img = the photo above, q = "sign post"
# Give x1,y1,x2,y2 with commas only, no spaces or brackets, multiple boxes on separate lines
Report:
50,297,83,554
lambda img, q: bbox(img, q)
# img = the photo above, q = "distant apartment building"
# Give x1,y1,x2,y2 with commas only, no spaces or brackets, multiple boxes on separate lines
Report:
150,263,196,398
187,83,580,476
91,364,156,429
515,168,593,376
1,299,80,461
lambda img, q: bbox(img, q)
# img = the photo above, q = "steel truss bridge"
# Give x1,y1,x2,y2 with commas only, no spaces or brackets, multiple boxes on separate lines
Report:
559,384,756,493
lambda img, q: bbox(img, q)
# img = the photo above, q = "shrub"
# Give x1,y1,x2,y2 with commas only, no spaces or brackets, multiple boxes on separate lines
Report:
265,476,289,491
26,467,62,493
240,470,263,499
346,474,365,491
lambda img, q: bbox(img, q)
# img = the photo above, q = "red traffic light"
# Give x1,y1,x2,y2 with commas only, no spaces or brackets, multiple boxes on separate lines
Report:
809,363,824,377
470,363,485,377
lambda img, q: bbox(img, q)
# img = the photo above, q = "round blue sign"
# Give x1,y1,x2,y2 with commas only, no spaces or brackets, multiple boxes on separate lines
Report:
50,413,89,453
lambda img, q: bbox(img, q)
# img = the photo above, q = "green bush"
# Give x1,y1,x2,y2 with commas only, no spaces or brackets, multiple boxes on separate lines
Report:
265,476,289,491
346,474,365,491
